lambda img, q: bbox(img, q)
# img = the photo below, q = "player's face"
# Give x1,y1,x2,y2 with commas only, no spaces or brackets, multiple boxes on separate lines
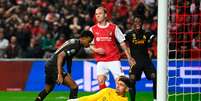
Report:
95,8,107,23
82,37,92,47
116,80,128,95
133,17,142,31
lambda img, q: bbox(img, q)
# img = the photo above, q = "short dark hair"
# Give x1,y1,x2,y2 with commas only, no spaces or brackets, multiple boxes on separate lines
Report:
118,76,130,88
80,30,94,39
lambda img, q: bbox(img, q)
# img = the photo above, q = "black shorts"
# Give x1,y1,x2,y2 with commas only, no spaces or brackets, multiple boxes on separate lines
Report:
45,65,67,85
130,62,156,81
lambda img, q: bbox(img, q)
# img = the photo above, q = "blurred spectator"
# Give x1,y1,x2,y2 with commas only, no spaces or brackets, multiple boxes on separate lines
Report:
25,37,43,58
190,0,196,14
40,33,55,58
31,19,46,39
54,34,65,49
102,0,114,20
177,34,191,58
56,17,72,39
0,28,9,58
192,34,200,49
200,1,201,11
83,14,94,27
69,16,82,38
169,33,177,59
5,35,21,58
191,34,200,58
15,23,31,57
45,5,60,23
0,7,6,28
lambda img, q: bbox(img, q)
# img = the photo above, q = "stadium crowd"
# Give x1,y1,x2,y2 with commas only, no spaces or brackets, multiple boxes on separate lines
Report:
169,0,201,59
0,0,200,59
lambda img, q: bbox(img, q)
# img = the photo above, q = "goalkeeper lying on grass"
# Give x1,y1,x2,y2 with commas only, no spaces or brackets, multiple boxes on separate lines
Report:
68,76,130,101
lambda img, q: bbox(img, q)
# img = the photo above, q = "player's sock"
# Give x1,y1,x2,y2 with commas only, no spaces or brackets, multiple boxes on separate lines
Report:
129,81,136,101
35,97,42,101
35,89,50,101
99,83,106,90
153,78,157,99
69,87,78,99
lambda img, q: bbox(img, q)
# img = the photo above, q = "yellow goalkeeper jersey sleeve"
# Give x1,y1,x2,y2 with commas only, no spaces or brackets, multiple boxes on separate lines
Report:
78,88,128,101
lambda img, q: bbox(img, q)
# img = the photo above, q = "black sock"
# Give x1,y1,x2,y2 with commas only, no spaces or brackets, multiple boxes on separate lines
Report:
129,81,136,101
35,89,50,101
153,79,157,99
69,87,78,99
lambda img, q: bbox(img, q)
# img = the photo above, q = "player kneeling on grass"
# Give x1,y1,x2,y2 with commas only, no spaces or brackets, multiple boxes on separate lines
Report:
68,76,130,101
35,31,94,101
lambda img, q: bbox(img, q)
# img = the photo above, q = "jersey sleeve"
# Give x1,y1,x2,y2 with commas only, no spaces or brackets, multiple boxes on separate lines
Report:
78,88,109,101
124,30,132,40
54,39,76,55
115,26,126,43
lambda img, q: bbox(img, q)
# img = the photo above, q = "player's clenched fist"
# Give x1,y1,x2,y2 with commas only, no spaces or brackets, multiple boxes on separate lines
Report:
128,57,136,67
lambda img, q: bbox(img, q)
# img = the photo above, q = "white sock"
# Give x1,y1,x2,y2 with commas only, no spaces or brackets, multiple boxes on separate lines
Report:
153,99,157,101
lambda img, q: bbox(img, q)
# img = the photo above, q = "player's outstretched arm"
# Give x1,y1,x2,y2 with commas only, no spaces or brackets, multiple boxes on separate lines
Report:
68,88,107,101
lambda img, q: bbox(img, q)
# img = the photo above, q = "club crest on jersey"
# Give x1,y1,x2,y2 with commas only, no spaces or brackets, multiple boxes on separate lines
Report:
96,37,100,41
132,34,136,39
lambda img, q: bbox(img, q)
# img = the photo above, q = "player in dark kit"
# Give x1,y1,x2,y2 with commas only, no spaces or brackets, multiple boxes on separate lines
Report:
125,16,157,101
35,31,94,101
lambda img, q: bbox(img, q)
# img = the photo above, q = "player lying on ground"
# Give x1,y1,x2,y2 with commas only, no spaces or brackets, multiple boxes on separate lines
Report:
35,31,94,101
68,76,130,101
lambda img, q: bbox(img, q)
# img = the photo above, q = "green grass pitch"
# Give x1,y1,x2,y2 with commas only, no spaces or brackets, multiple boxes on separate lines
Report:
168,93,201,101
0,91,153,101
1,91,199,101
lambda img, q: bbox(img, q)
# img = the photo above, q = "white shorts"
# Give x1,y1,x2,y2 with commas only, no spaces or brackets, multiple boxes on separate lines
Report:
96,61,124,80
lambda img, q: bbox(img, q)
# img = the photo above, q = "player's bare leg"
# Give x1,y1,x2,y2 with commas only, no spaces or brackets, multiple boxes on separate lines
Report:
35,84,55,101
62,74,78,99
97,75,107,90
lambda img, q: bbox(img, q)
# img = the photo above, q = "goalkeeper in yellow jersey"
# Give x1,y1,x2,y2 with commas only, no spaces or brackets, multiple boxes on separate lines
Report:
68,76,130,101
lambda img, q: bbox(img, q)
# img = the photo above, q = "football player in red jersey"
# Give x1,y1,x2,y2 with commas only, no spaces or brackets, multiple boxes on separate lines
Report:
90,7,136,90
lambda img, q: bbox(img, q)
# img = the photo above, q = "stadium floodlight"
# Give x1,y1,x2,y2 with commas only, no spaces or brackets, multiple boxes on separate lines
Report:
157,0,168,101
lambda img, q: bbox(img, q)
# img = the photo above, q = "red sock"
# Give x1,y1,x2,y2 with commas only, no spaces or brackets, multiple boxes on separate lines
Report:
99,83,106,90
